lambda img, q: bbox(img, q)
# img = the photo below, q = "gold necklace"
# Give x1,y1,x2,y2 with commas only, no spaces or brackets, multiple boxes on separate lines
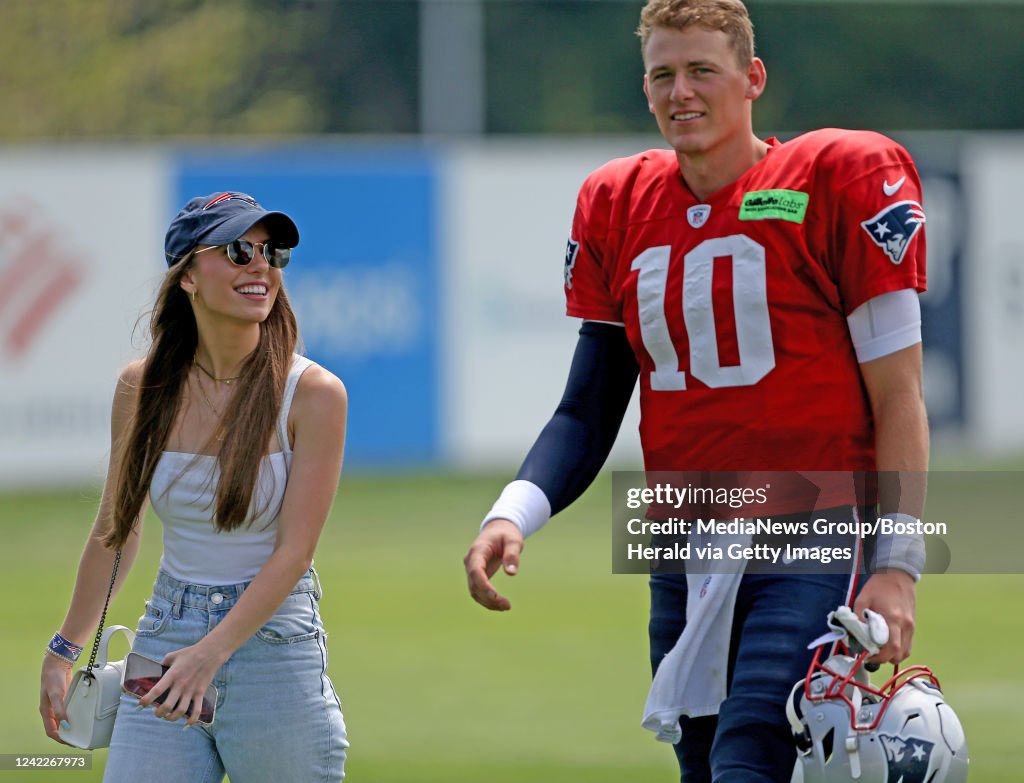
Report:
193,358,241,385
191,371,229,440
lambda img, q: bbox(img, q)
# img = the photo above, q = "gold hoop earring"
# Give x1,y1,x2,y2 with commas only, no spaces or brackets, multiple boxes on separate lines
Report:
191,289,197,304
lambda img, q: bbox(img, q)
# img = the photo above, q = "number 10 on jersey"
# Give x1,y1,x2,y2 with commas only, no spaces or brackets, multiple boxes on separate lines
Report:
631,235,776,391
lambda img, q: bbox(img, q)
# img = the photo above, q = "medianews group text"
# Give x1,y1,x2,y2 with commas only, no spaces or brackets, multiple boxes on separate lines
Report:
625,516,947,539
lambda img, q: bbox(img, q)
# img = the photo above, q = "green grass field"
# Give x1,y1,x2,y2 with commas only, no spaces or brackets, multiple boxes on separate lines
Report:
3,471,1022,782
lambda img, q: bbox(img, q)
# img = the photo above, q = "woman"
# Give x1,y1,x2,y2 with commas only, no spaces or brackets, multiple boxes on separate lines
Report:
39,192,349,782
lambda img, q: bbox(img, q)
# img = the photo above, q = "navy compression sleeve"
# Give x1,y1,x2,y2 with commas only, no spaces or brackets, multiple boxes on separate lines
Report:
515,321,640,516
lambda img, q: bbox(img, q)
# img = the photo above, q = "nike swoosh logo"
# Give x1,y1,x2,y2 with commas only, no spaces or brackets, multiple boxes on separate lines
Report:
883,176,906,197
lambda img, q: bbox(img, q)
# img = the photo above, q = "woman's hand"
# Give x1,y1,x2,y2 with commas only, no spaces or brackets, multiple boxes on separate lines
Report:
39,655,74,744
138,642,226,727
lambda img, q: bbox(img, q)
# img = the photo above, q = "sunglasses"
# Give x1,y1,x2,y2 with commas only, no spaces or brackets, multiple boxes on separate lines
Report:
194,239,292,269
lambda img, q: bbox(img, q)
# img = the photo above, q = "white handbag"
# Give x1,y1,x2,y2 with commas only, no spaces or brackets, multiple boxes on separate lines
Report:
59,625,135,749
58,549,134,750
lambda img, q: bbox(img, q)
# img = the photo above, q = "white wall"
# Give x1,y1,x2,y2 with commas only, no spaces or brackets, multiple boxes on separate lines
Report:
441,139,652,469
0,148,167,488
963,136,1024,454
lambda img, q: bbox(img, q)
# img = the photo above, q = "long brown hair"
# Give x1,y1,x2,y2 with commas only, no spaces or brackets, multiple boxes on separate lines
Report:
103,251,299,548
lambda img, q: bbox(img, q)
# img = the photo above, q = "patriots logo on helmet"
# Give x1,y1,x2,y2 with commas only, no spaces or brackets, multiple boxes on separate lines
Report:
860,200,926,265
879,734,935,783
564,237,580,290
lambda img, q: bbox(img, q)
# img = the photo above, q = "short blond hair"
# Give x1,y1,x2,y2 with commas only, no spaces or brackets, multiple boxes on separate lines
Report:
637,0,755,67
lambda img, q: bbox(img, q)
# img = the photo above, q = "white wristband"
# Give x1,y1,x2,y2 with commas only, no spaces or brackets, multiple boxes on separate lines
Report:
872,512,925,581
481,480,552,539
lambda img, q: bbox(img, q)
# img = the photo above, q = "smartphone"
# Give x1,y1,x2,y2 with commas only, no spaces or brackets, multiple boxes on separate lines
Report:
122,652,218,726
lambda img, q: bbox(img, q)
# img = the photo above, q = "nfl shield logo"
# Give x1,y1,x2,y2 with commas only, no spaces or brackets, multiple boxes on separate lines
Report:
687,204,711,228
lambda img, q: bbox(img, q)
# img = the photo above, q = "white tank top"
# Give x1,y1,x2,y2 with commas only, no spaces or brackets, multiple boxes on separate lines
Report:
150,354,314,584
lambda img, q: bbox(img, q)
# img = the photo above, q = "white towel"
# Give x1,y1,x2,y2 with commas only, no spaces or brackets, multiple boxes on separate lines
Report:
641,532,751,744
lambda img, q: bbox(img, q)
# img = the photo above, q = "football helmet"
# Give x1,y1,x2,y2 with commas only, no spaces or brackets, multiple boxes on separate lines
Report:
788,607,969,783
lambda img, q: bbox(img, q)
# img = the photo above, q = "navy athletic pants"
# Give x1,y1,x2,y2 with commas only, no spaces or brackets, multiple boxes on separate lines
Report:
649,570,856,782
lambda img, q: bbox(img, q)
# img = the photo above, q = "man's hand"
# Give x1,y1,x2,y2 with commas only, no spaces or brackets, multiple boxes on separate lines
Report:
853,569,916,664
464,519,524,611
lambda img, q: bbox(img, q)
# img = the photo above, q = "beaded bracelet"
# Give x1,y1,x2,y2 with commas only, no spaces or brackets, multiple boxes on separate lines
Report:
48,632,83,663
44,647,77,666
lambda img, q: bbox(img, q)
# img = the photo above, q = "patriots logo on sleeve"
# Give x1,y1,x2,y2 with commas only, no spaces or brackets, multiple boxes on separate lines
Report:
880,734,935,783
564,237,580,289
860,200,926,265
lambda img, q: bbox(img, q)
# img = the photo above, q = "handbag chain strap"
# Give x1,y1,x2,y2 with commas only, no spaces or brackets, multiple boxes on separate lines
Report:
84,549,122,675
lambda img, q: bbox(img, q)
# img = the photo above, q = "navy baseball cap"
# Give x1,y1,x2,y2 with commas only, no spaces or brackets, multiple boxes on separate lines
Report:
164,192,300,267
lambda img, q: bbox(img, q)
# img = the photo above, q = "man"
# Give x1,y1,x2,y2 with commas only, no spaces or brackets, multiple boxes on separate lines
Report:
463,1,928,780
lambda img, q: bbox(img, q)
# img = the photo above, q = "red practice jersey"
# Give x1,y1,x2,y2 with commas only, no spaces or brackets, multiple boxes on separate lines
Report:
564,129,926,512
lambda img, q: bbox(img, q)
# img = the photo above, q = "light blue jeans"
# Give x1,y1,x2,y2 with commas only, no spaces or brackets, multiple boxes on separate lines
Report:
104,569,348,783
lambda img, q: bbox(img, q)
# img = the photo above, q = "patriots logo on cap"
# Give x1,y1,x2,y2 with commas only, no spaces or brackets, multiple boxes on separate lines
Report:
880,734,934,783
564,237,580,290
203,192,259,209
860,200,926,265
